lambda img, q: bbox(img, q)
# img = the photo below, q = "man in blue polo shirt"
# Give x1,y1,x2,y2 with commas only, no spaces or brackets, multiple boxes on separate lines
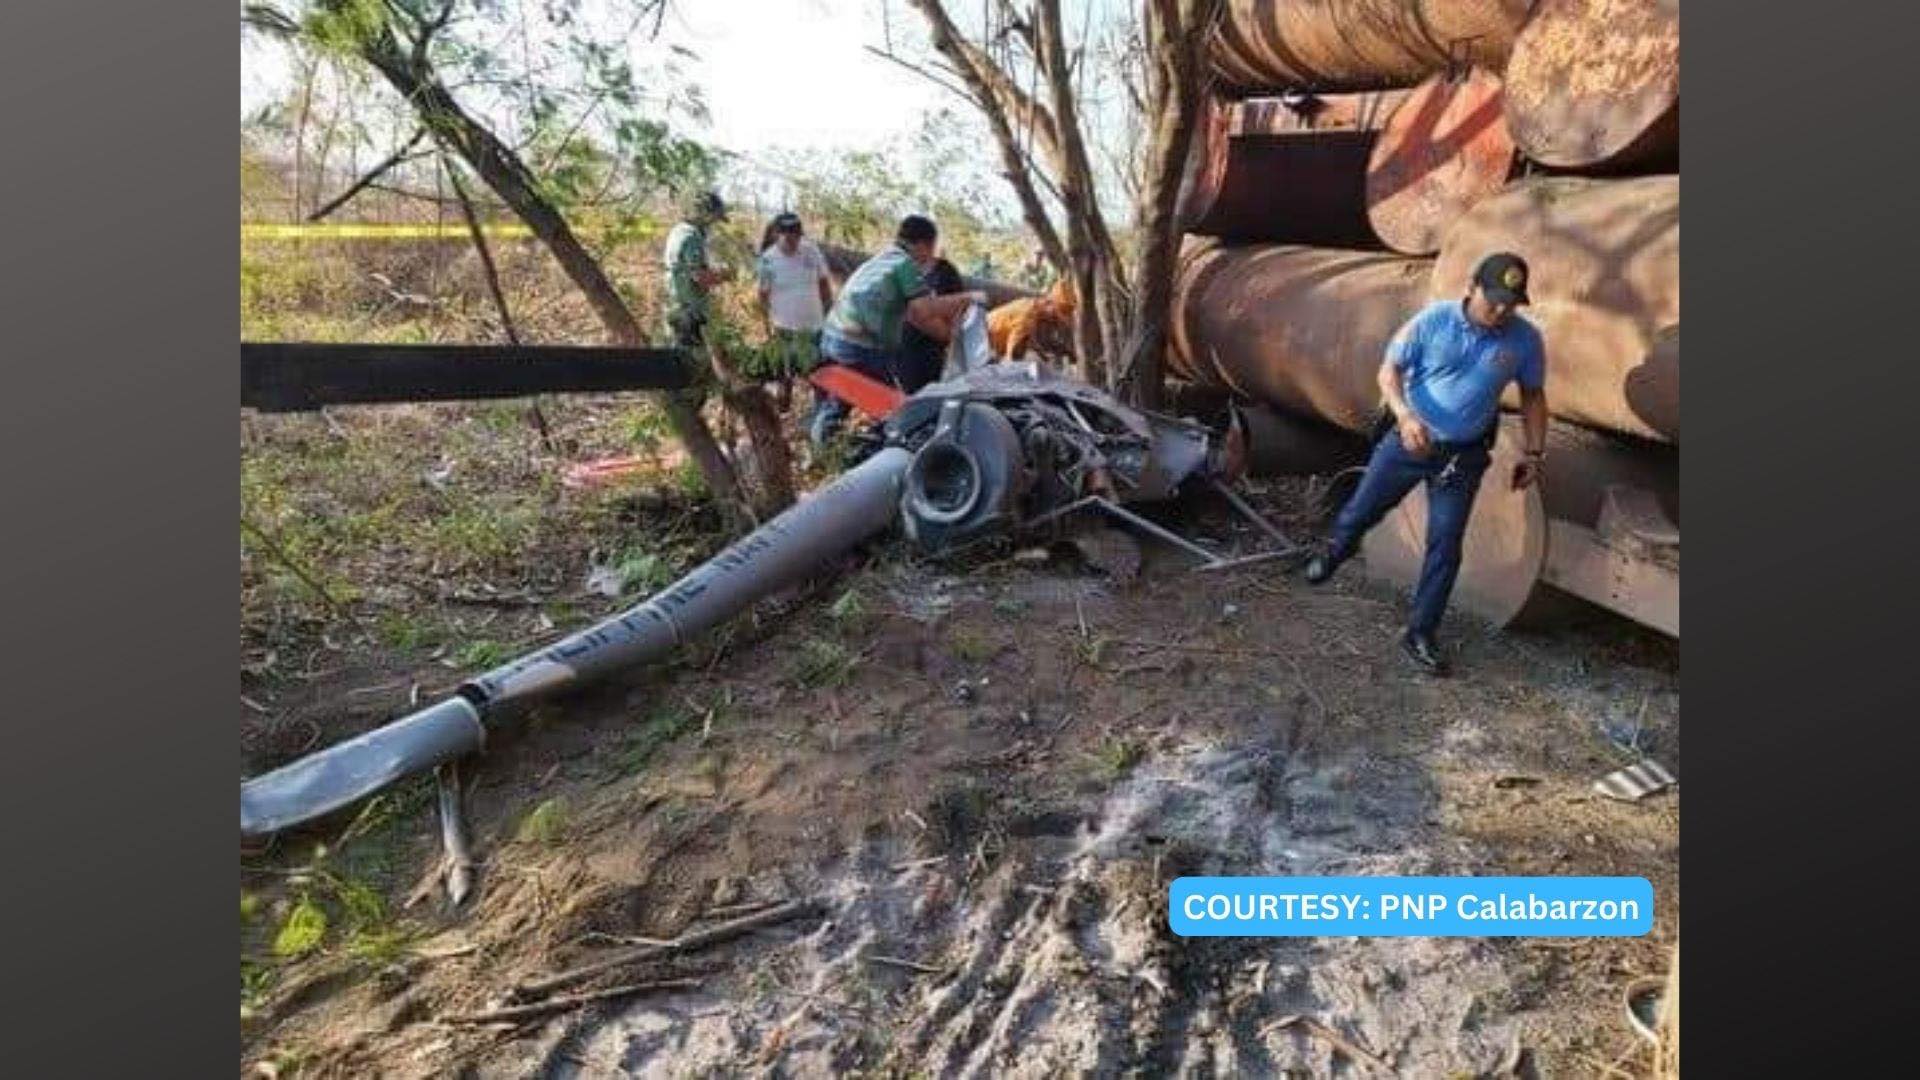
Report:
1303,252,1551,676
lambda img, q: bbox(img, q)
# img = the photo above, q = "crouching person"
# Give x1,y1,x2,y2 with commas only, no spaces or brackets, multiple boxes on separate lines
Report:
809,214,984,447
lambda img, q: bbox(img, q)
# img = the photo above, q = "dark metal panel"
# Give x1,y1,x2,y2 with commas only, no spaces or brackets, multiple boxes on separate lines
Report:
240,341,693,412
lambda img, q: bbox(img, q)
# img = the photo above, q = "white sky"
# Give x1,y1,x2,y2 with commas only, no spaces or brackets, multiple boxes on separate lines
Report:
240,1,1128,218
669,0,952,158
244,1,961,159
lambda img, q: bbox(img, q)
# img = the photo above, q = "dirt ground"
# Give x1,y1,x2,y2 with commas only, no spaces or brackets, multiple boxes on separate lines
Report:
239,461,1679,1079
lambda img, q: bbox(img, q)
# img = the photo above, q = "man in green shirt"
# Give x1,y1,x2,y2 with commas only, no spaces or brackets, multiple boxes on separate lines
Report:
810,214,984,445
661,190,732,353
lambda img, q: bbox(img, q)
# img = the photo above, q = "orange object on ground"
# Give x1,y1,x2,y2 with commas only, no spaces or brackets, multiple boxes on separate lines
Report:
808,363,906,419
561,456,652,489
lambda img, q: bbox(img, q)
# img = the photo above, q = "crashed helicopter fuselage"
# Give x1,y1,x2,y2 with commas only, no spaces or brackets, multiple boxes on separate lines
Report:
240,339,1271,839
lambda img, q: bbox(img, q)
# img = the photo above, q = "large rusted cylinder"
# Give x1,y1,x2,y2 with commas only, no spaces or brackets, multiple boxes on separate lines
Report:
1187,131,1385,246
1180,91,1408,244
1210,0,1533,95
1364,70,1516,255
1237,402,1371,476
1361,415,1678,633
1502,0,1680,172
1539,421,1678,529
1168,239,1434,433
1431,175,1680,442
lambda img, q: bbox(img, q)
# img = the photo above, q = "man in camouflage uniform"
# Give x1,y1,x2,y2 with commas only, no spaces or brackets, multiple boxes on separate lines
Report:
661,190,733,398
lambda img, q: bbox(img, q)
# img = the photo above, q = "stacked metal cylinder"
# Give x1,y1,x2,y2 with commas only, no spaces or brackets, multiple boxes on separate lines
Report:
1170,0,1681,634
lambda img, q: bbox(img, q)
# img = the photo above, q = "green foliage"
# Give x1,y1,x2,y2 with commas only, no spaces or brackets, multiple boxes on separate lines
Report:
828,587,869,626
302,0,388,57
793,638,858,689
612,547,675,594
455,639,510,669
344,926,411,967
378,611,442,653
427,501,539,566
609,703,702,774
950,630,998,664
273,896,329,958
622,404,671,456
517,797,569,843
673,457,708,500
240,960,278,1021
1093,735,1145,777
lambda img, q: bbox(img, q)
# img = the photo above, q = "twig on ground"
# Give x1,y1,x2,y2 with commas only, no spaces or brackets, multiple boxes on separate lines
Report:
863,953,945,975
441,978,701,1025
702,899,783,922
240,514,364,632
513,898,821,1001
1258,1014,1396,1076
1107,636,1329,717
576,931,675,948
347,680,410,698
892,855,946,873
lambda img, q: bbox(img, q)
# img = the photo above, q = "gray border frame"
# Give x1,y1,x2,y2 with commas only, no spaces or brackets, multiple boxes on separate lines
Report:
1687,1,1920,1074
2,0,1916,1072
0,4,235,1073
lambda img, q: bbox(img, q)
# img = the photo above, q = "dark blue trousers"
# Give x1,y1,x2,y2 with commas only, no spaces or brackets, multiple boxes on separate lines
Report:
1326,428,1491,636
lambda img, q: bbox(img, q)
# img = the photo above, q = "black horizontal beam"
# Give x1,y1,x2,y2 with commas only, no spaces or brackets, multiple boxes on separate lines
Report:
241,341,693,412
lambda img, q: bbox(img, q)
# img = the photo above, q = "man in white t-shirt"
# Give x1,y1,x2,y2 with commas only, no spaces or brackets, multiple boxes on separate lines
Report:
755,212,835,410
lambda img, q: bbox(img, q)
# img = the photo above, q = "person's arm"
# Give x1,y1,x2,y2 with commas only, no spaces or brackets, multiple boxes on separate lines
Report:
813,247,835,311
906,291,987,337
694,232,731,287
755,255,774,331
1379,313,1433,455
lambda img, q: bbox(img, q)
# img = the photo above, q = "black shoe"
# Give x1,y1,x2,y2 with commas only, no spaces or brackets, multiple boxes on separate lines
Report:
1303,553,1337,585
1401,632,1450,677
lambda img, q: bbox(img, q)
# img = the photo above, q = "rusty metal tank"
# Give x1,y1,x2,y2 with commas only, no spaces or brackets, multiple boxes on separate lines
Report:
1364,69,1516,255
1431,175,1679,442
1502,0,1680,172
1361,415,1678,633
1168,238,1435,432
1210,0,1533,95
1180,91,1407,245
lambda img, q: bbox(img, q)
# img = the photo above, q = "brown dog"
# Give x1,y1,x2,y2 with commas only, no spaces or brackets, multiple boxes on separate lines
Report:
988,277,1077,361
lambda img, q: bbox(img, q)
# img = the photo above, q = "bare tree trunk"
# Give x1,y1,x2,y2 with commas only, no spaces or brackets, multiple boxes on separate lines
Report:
346,22,750,525
443,161,554,451
1034,0,1128,383
704,344,796,519
904,0,1069,272
290,54,316,222
1113,0,1221,410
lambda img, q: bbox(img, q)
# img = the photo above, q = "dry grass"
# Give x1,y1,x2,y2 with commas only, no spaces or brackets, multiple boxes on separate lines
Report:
1656,943,1679,1078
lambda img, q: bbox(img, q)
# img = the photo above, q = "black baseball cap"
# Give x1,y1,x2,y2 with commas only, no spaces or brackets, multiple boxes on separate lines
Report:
689,189,728,220
1473,252,1531,305
773,211,802,233
897,214,938,245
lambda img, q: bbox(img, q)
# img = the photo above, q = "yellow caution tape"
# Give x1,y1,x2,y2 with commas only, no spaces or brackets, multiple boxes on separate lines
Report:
242,222,537,241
